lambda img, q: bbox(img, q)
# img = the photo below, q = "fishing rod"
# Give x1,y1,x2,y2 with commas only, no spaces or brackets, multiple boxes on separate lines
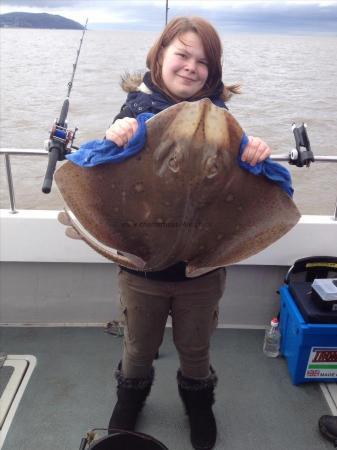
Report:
42,18,88,194
165,0,169,25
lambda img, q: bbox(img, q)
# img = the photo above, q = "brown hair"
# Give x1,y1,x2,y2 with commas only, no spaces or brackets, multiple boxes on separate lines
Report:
146,16,240,102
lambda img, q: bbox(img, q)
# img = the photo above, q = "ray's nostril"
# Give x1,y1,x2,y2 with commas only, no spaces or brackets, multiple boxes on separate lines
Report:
205,156,219,178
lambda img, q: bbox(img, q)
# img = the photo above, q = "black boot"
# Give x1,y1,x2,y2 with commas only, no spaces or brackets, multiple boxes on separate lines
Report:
177,368,217,450
319,415,337,447
108,364,154,433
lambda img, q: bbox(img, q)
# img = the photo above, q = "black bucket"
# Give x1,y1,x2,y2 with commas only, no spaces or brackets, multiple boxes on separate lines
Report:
88,429,168,450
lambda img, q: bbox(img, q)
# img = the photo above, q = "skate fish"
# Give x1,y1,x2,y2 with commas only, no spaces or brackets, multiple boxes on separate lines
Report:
55,99,300,277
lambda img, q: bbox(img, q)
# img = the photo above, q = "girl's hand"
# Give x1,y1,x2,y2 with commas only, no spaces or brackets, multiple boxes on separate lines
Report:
241,136,271,166
58,211,82,240
105,117,138,147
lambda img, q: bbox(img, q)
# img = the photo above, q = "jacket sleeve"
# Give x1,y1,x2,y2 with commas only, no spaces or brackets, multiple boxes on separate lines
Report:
103,104,135,139
112,103,136,123
238,134,294,197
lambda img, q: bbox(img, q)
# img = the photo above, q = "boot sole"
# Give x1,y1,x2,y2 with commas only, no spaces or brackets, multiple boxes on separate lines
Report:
318,419,337,447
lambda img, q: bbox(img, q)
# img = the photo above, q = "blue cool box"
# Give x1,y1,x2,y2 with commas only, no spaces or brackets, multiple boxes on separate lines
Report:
279,285,337,385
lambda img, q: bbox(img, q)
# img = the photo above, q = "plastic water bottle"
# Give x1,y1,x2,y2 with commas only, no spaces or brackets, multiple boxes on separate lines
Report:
263,317,281,357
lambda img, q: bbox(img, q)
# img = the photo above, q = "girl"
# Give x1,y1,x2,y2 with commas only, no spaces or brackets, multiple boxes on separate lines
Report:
106,18,270,449
63,17,272,450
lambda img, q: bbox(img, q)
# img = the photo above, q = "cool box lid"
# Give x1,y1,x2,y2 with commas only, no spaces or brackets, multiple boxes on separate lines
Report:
312,279,337,302
288,281,337,323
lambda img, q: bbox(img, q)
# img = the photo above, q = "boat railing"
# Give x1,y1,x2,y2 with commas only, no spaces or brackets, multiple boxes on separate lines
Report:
1,147,337,220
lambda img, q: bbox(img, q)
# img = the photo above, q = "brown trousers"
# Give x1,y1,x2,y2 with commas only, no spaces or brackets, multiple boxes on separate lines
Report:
118,268,226,379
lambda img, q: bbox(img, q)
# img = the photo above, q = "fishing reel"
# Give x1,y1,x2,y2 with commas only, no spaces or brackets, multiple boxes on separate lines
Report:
45,120,78,158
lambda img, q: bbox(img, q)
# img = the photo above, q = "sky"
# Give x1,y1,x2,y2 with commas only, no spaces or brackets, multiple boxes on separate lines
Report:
0,0,337,33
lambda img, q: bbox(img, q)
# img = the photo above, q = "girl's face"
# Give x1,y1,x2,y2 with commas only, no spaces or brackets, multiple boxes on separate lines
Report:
161,31,209,100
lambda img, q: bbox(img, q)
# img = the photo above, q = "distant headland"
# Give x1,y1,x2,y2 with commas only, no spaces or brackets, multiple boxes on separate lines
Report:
0,12,84,29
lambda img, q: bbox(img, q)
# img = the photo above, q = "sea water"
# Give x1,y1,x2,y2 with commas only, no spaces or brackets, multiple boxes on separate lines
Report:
0,29,336,212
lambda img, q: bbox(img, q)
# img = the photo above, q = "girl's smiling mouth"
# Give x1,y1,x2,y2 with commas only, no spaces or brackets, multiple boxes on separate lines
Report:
178,75,197,82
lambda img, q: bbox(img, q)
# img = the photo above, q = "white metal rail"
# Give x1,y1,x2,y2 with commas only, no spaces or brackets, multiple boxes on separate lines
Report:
1,148,337,219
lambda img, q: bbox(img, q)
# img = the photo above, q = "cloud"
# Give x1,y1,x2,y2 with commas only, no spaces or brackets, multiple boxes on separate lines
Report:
1,0,337,32
1,0,74,7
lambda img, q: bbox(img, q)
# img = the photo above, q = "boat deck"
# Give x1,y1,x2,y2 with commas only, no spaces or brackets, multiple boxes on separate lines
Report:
0,327,334,450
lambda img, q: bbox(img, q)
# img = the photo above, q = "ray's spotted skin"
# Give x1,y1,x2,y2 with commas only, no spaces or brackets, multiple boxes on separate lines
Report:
55,99,300,277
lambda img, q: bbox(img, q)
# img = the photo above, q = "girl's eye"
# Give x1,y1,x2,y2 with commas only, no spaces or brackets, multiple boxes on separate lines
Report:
176,53,186,58
199,61,208,66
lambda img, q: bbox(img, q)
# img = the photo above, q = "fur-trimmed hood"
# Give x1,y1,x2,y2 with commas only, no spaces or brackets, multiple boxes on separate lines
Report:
120,72,151,94
120,70,239,102
115,71,227,119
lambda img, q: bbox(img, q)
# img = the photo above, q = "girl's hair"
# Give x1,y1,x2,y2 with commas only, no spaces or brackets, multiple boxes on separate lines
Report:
146,16,240,102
